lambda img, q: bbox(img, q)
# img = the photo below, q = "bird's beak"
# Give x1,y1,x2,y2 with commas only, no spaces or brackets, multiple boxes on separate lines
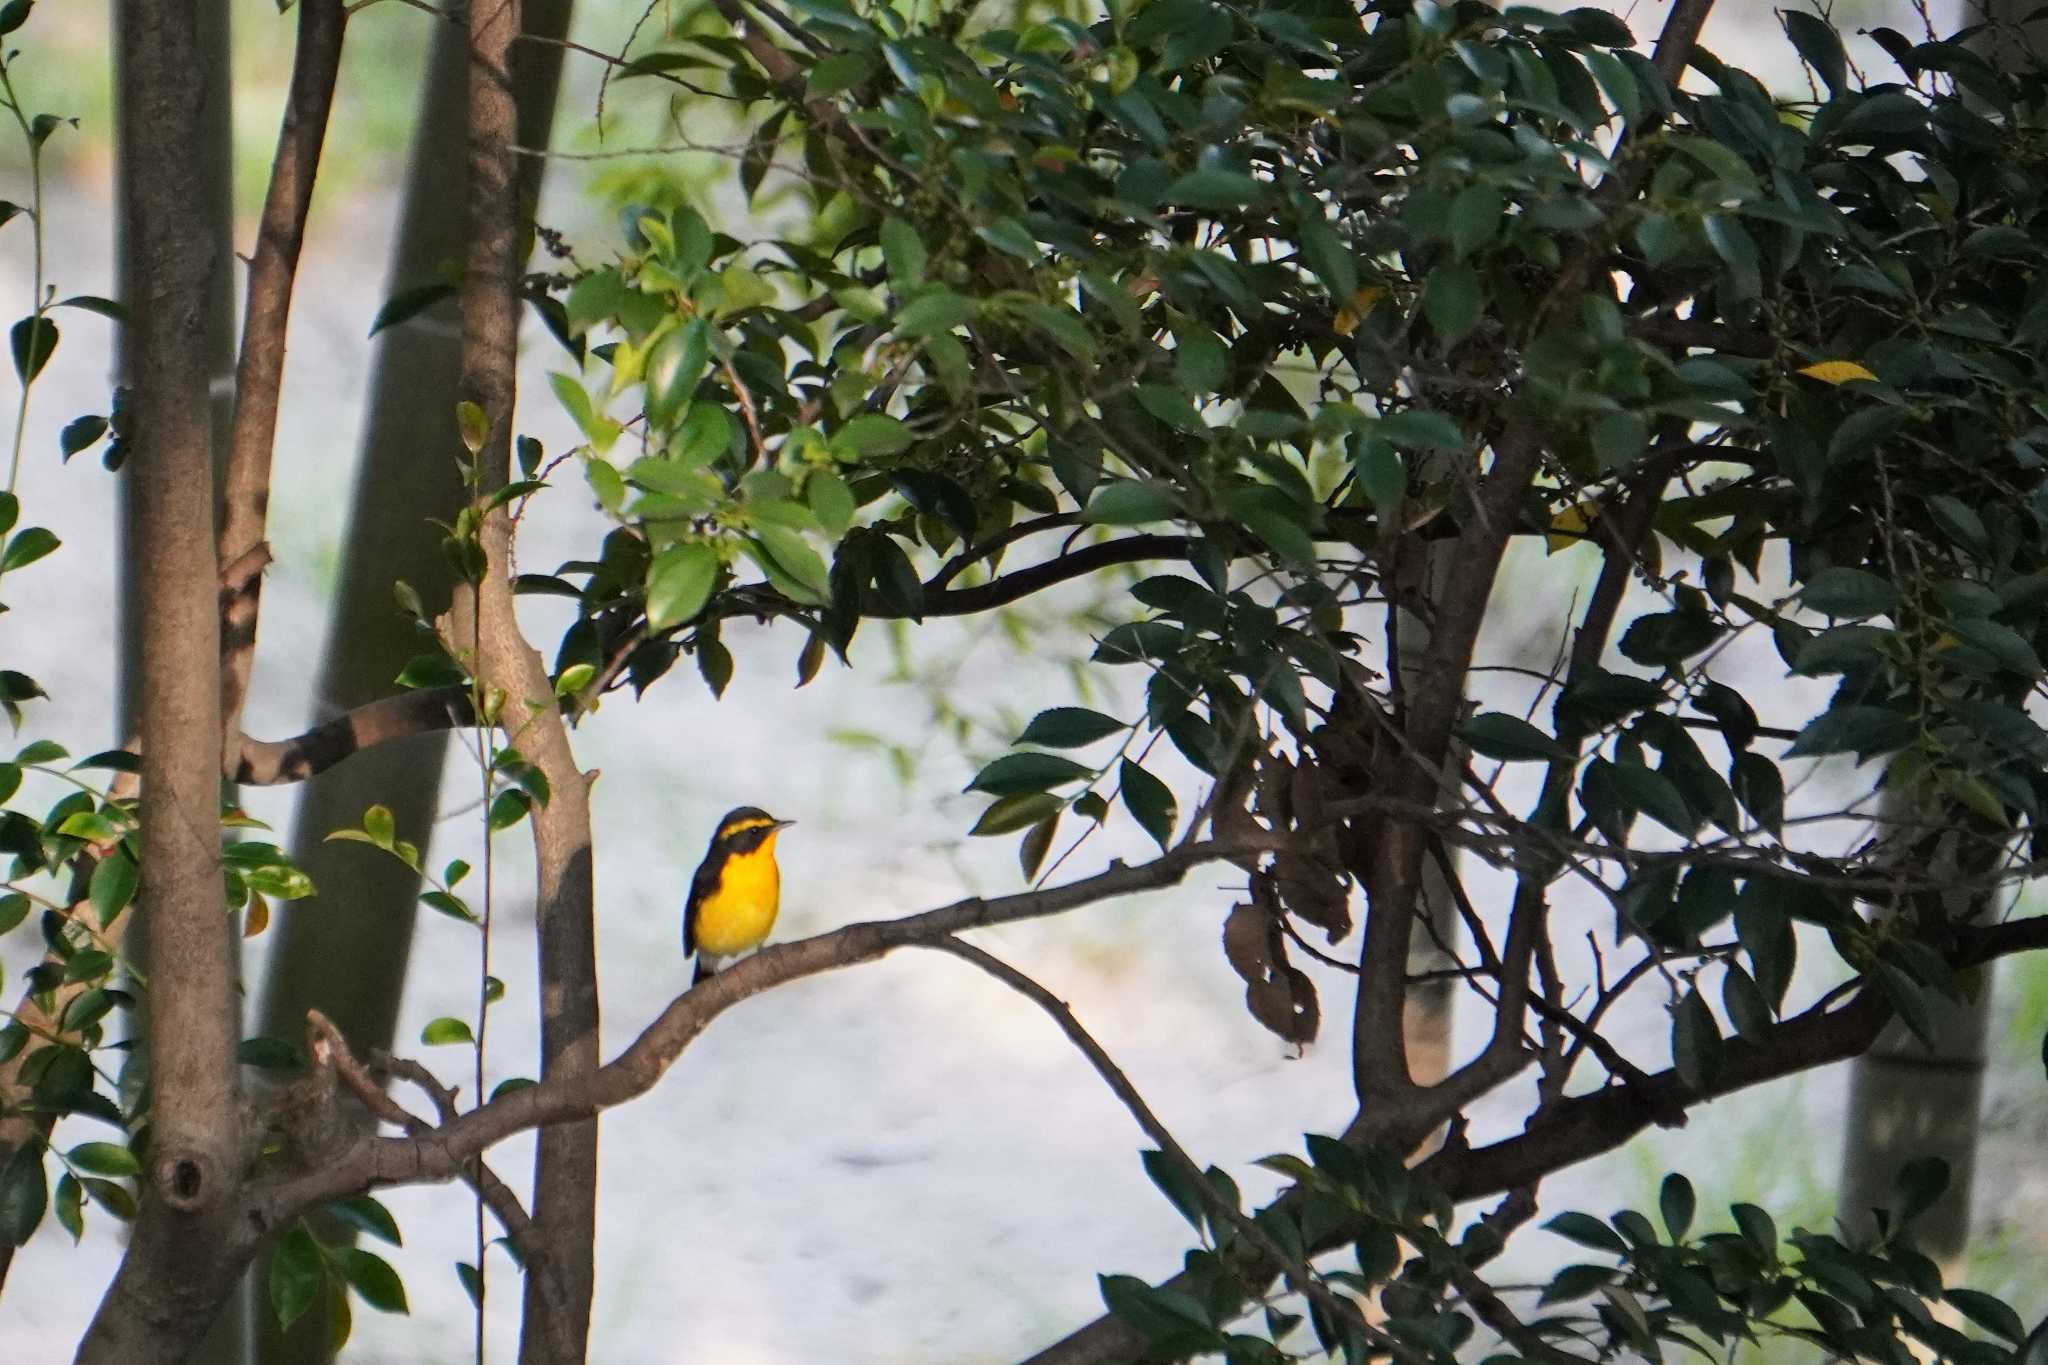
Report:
772,818,797,830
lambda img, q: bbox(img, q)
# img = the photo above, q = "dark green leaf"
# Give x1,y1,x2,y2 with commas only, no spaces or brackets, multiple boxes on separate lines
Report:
967,752,1094,796
1460,712,1571,762
1084,481,1177,526
1120,759,1176,851
0,1142,46,1245
1783,11,1848,94
1658,1173,1695,1242
1018,707,1126,748
338,1247,409,1314
269,1222,322,1330
368,282,458,337
1672,987,1719,1090
10,315,55,382
59,415,106,459
1545,1211,1627,1255
970,791,1063,836
1423,262,1480,343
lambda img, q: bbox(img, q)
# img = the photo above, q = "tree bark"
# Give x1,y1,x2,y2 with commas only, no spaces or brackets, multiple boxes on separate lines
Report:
247,1,571,1358
453,0,602,1356
77,1,239,1358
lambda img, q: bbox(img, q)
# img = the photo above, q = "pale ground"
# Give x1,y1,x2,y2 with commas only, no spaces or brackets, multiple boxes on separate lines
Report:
0,1,2044,1362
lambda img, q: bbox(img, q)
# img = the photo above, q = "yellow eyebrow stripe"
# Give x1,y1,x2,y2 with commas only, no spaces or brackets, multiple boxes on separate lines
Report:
718,816,779,838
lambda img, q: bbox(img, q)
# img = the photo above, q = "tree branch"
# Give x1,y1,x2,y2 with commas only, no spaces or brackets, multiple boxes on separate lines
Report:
218,0,348,766
233,685,475,784
250,841,1236,1225
927,939,1396,1358
304,1009,572,1358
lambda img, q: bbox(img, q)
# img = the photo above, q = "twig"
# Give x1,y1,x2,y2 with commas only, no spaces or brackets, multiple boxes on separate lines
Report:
218,0,348,768
927,938,1400,1359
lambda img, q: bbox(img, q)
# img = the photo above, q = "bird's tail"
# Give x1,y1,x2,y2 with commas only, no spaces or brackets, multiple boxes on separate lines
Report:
692,955,716,986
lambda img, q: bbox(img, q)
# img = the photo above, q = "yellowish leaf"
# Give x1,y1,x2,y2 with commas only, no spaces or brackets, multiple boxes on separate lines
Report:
1547,500,1600,554
1798,359,1877,384
243,893,270,938
1334,285,1389,336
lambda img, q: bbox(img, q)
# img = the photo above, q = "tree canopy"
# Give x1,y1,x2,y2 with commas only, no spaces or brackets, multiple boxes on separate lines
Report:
3,0,2048,1361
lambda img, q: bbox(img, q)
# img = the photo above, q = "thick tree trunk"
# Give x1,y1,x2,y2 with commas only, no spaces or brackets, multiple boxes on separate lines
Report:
76,1,241,1359
247,3,571,1360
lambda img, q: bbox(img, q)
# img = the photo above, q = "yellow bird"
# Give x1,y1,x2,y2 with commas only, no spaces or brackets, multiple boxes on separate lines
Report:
684,806,795,983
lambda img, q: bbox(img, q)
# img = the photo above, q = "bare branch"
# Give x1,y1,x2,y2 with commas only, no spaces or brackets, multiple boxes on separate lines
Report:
233,685,474,784
252,841,1239,1224
218,0,348,765
305,1011,572,1357
928,939,1397,1357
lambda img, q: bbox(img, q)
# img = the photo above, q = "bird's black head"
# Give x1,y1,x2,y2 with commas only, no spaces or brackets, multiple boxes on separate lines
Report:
714,806,793,841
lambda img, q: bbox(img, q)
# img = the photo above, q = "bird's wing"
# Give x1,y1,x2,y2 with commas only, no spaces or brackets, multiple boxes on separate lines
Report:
682,852,723,957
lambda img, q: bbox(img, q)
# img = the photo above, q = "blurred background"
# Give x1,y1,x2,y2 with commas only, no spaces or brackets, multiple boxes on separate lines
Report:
0,0,2044,1361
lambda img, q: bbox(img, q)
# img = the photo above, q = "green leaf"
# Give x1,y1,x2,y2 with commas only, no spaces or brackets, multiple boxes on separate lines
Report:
10,315,55,383
394,653,466,689
1376,411,1464,451
834,413,913,456
970,791,1063,836
1423,262,1480,342
89,850,137,928
749,527,832,605
1801,567,1897,619
644,319,710,429
1888,1155,1949,1223
1545,1211,1627,1255
1702,214,1759,296
367,281,458,337
420,1017,475,1047
1782,11,1848,95
645,543,720,630
966,752,1094,796
338,1247,409,1314
880,216,928,285
65,1142,138,1177
1448,184,1502,259
1,525,59,573
53,1172,80,1242
1671,986,1719,1090
1460,712,1571,762
269,1223,322,1330
896,290,974,337
1722,962,1772,1042
1019,707,1126,748
0,1142,46,1245
456,1261,482,1309
1120,759,1176,851
1219,484,1315,563
806,471,856,537
1926,494,1989,556
59,414,106,459
0,2,31,38
1084,480,1177,526
1607,761,1696,836
1945,1289,2025,1344
455,400,489,456
1658,1173,1695,1242
1591,411,1647,471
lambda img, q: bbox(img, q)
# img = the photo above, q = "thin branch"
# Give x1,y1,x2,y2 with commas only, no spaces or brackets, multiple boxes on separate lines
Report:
251,839,1246,1224
303,1010,572,1358
218,0,348,768
234,686,475,784
927,939,1397,1356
